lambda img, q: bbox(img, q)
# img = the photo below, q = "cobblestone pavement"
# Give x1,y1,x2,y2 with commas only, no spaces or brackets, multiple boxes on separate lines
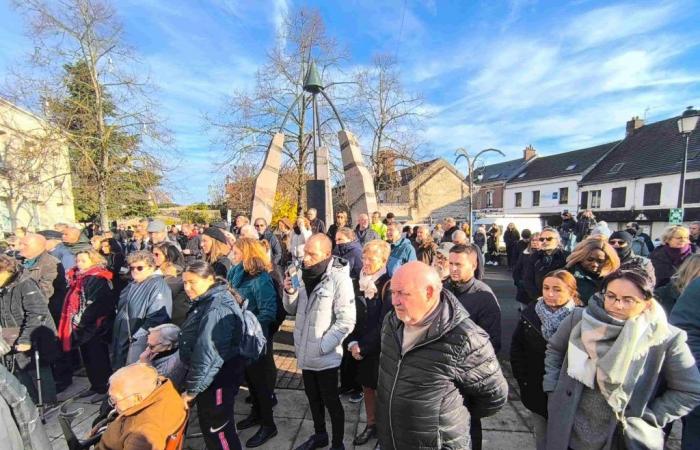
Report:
47,266,683,449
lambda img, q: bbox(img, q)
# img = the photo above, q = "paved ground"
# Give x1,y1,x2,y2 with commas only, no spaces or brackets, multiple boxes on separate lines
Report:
47,265,682,449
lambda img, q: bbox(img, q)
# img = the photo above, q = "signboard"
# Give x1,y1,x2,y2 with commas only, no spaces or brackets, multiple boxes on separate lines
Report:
552,192,558,200
669,208,684,225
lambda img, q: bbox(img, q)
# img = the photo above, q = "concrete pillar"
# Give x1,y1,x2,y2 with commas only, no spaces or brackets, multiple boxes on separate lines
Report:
316,146,334,227
338,130,378,220
251,132,284,224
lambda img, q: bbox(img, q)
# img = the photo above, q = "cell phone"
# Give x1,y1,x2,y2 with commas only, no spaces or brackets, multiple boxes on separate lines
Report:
288,265,301,289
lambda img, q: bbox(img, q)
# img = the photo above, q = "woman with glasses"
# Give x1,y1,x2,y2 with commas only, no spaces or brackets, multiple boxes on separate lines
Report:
524,227,570,301
152,242,189,326
543,268,700,450
180,261,248,450
227,238,279,448
565,235,620,305
112,250,172,370
201,227,233,278
58,249,116,402
511,269,580,450
513,231,540,307
651,225,697,288
669,254,700,449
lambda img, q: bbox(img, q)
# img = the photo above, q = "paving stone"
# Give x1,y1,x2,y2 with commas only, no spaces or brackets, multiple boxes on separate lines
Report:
483,430,536,449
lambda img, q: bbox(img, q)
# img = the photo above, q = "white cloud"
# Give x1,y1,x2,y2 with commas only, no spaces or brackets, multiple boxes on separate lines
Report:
272,0,290,38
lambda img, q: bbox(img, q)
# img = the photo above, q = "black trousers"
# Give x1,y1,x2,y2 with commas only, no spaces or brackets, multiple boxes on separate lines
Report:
470,417,482,450
196,359,245,450
244,337,276,426
339,341,361,392
52,348,79,391
302,368,344,447
80,338,112,394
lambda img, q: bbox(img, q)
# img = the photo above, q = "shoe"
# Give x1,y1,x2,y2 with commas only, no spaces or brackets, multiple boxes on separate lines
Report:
77,389,97,399
236,414,261,430
348,391,364,403
353,424,376,445
246,425,278,448
493,261,499,266
90,393,108,403
294,432,329,450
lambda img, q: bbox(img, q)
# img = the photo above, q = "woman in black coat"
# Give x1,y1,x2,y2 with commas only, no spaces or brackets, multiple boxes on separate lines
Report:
0,255,59,404
513,232,539,306
100,237,125,293
650,225,697,288
503,223,521,269
510,269,580,450
349,240,393,446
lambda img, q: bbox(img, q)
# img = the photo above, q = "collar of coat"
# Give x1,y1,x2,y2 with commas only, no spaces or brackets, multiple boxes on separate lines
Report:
387,288,469,350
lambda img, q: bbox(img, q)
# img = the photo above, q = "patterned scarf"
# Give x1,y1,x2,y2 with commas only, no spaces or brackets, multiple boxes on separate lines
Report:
359,266,387,299
567,294,669,415
534,297,576,339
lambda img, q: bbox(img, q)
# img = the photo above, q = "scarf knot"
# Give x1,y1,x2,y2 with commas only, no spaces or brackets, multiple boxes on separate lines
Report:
534,298,576,339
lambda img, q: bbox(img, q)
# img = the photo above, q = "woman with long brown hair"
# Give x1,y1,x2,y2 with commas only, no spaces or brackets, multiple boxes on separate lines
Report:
566,235,620,305
511,269,580,450
200,227,232,278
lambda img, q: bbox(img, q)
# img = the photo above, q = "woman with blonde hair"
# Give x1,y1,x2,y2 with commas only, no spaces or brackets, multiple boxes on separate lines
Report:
650,225,697,288
670,253,700,449
58,249,116,401
200,227,232,278
290,216,312,265
227,238,279,447
511,269,580,450
566,235,620,305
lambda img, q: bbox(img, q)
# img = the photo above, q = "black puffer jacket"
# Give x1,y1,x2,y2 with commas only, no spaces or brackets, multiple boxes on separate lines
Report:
509,301,547,417
179,283,244,396
524,248,569,300
376,289,508,450
0,273,59,368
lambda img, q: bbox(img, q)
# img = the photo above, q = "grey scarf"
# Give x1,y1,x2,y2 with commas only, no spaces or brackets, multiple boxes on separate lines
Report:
534,298,576,339
567,294,669,415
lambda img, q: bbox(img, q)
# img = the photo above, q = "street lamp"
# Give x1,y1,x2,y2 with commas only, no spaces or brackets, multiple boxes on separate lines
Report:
677,106,699,209
455,147,505,237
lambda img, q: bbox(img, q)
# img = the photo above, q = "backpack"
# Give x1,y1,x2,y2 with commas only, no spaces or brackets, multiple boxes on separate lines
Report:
238,299,267,362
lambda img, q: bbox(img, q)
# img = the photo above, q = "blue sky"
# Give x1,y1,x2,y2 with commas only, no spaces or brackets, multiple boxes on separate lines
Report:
1,0,699,204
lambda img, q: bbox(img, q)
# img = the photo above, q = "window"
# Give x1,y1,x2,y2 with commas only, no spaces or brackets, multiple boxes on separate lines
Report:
643,183,662,206
685,179,700,204
515,192,522,207
532,190,540,207
608,163,624,174
565,164,576,171
580,191,588,209
486,191,494,207
559,187,569,204
590,190,602,209
611,187,626,208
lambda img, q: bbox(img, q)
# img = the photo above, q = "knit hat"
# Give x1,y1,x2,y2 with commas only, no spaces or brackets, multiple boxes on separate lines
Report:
609,230,633,246
37,230,63,240
211,221,228,230
203,227,227,244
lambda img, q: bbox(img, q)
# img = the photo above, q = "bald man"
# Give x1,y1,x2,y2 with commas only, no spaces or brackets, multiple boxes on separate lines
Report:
62,226,92,255
283,233,355,450
96,363,186,450
19,233,66,322
376,262,508,450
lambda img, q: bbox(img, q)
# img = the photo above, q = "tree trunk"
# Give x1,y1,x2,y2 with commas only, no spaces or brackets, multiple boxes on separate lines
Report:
97,176,109,230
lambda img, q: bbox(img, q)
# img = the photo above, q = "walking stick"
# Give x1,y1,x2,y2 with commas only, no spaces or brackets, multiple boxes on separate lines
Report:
35,348,45,422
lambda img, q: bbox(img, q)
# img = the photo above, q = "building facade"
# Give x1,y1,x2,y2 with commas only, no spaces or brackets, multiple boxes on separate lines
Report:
472,145,537,214
0,98,76,233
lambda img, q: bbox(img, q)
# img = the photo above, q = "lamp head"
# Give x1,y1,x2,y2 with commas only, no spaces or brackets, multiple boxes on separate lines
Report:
678,106,699,135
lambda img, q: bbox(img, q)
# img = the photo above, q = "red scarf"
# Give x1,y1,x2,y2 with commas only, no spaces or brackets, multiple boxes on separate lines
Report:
58,266,113,352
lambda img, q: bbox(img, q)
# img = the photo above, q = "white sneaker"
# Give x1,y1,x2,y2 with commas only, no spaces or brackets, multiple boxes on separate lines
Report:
493,261,499,266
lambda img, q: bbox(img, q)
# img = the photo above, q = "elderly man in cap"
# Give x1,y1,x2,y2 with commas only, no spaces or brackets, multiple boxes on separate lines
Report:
96,363,186,450
147,220,181,250
38,229,75,275
376,261,508,450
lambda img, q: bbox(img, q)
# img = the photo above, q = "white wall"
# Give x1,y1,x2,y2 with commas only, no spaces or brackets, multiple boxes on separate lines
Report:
504,177,580,215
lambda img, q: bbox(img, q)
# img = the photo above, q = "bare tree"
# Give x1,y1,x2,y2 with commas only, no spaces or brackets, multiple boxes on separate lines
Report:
354,54,426,192
208,7,349,209
8,0,169,229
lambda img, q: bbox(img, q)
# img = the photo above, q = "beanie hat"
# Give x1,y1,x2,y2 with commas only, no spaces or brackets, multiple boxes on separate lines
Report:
203,227,227,244
609,230,633,246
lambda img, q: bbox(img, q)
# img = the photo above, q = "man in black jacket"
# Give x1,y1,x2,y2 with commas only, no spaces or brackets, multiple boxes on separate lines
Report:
444,244,502,450
376,261,507,450
524,227,569,300
254,218,282,268
441,217,459,243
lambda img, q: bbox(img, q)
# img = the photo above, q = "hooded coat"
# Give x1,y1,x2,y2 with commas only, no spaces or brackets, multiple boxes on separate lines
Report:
112,274,172,370
376,289,508,450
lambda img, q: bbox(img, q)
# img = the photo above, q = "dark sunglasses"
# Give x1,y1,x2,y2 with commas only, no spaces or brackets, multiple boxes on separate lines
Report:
539,237,555,242
129,265,146,272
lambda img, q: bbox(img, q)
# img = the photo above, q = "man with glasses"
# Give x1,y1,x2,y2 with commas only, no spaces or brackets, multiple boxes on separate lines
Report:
112,251,172,370
254,217,282,267
432,242,453,281
96,363,186,450
327,211,349,248
523,227,569,300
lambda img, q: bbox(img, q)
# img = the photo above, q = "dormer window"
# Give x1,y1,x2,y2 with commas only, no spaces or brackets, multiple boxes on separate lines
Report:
608,163,624,174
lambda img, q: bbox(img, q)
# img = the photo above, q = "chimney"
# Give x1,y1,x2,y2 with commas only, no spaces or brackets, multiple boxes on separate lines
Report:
626,116,644,136
523,145,537,161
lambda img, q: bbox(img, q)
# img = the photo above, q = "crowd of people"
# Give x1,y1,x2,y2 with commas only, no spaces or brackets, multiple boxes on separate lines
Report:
0,208,699,450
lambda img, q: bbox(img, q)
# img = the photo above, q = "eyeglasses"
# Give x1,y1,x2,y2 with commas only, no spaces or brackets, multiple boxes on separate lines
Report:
609,239,626,246
603,291,644,308
108,392,140,408
539,237,555,242
129,265,146,272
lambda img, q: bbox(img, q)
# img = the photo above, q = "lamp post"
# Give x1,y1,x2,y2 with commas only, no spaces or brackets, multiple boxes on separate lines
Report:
455,147,505,237
677,106,699,210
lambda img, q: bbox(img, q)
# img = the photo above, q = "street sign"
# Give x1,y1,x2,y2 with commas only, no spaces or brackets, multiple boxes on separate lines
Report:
669,208,684,225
